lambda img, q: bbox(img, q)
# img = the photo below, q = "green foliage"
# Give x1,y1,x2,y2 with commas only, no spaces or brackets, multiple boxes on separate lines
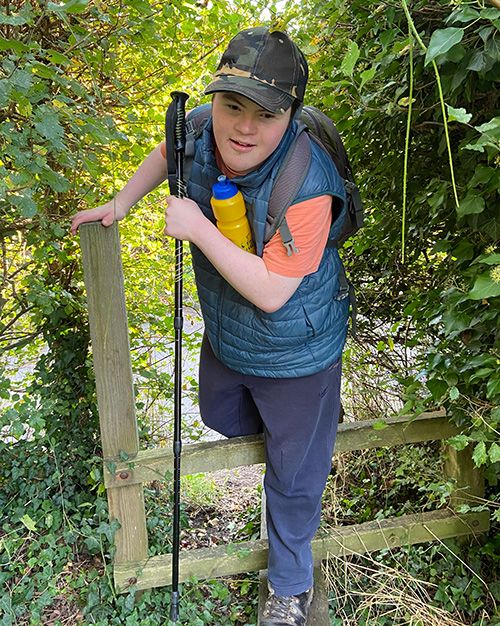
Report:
324,444,452,526
290,0,499,479
1,0,498,623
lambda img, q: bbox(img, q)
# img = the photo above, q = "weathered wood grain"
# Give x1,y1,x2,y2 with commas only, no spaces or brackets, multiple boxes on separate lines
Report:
113,509,489,592
80,222,148,564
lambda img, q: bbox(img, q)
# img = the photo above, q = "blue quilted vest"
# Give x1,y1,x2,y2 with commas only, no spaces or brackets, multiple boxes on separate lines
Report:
187,110,349,378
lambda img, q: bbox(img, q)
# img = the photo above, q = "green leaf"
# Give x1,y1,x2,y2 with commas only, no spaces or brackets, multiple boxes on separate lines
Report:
426,379,448,401
470,164,496,187
47,0,89,14
448,434,470,452
398,96,416,107
0,4,34,25
475,117,500,137
472,441,487,467
466,115,500,151
9,191,38,218
449,386,459,401
479,26,495,43
16,97,32,117
472,253,500,266
43,168,70,192
31,62,58,80
20,514,37,532
464,137,491,152
446,105,472,124
467,272,500,300
485,36,500,62
466,51,487,73
489,442,500,464
34,107,65,148
360,67,376,89
469,367,494,383
425,28,464,66
451,241,475,261
457,195,485,217
480,8,500,20
446,7,480,24
372,420,388,430
0,36,30,53
487,377,500,400
46,49,71,66
341,40,360,77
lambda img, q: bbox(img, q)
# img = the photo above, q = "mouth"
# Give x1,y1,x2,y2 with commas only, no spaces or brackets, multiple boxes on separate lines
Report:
229,138,256,151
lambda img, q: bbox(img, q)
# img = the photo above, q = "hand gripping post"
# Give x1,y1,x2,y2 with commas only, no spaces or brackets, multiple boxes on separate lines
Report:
165,90,189,623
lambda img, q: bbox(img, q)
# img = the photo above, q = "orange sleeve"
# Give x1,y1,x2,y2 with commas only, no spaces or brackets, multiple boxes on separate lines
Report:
262,195,332,278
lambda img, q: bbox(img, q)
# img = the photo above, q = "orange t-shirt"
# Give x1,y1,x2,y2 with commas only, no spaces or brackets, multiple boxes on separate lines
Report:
160,140,333,278
262,196,332,277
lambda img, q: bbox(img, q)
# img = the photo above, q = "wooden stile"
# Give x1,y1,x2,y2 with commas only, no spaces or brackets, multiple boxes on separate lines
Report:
79,223,489,609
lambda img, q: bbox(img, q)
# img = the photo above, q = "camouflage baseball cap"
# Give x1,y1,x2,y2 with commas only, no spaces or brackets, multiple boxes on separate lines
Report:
205,27,308,113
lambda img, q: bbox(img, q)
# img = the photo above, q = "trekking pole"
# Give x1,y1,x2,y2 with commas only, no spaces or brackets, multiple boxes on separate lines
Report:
165,90,189,623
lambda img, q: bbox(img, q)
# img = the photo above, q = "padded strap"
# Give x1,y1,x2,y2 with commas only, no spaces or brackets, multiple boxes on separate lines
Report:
264,128,312,249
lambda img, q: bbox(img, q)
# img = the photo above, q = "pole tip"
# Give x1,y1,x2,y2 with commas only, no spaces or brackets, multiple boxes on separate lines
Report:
170,591,180,623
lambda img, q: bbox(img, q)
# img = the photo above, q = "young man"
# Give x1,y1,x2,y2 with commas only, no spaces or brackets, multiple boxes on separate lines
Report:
71,27,349,626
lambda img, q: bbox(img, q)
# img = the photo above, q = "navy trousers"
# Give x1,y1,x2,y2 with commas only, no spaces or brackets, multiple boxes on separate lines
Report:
198,335,342,596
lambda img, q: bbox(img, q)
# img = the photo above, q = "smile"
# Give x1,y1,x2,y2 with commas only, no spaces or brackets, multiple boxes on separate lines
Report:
230,139,256,151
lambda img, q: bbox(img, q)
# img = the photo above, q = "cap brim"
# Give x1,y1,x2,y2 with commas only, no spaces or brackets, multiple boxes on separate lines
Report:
205,76,294,114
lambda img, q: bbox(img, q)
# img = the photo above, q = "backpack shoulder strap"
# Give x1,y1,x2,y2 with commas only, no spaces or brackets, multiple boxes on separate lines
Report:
302,105,364,248
264,126,312,255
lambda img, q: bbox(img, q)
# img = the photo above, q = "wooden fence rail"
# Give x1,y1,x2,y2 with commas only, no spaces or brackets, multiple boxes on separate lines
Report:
80,223,488,610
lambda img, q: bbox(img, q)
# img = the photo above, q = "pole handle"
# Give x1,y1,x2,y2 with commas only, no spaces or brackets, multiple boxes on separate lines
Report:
165,91,190,198
171,91,189,154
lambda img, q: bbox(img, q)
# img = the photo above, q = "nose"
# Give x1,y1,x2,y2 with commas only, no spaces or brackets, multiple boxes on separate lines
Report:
234,112,257,135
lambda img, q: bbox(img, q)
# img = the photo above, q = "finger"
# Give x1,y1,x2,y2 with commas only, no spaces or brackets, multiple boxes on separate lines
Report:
102,215,114,227
70,217,81,235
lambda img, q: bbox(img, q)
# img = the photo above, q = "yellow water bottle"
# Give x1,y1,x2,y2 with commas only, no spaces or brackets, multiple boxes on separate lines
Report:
210,175,256,254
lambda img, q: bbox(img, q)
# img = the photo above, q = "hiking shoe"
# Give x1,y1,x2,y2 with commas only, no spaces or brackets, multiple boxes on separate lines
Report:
261,586,313,626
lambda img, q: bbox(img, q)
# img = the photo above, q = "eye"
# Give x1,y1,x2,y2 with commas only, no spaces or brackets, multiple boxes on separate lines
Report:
259,112,277,121
225,103,241,112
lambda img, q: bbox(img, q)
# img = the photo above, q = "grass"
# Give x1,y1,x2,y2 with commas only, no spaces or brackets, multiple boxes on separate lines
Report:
324,550,471,626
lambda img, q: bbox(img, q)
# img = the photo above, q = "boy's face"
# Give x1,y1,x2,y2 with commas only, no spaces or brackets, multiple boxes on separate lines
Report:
212,92,292,176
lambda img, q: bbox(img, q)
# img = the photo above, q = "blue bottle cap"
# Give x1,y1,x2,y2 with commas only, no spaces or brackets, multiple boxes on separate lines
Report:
212,175,239,200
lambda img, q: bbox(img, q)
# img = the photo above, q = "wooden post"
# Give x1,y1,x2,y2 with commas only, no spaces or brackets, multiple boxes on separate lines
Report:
443,443,484,509
79,222,148,566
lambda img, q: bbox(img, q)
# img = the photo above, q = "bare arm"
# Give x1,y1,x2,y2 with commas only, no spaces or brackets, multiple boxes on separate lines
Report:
70,143,167,234
164,196,302,313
